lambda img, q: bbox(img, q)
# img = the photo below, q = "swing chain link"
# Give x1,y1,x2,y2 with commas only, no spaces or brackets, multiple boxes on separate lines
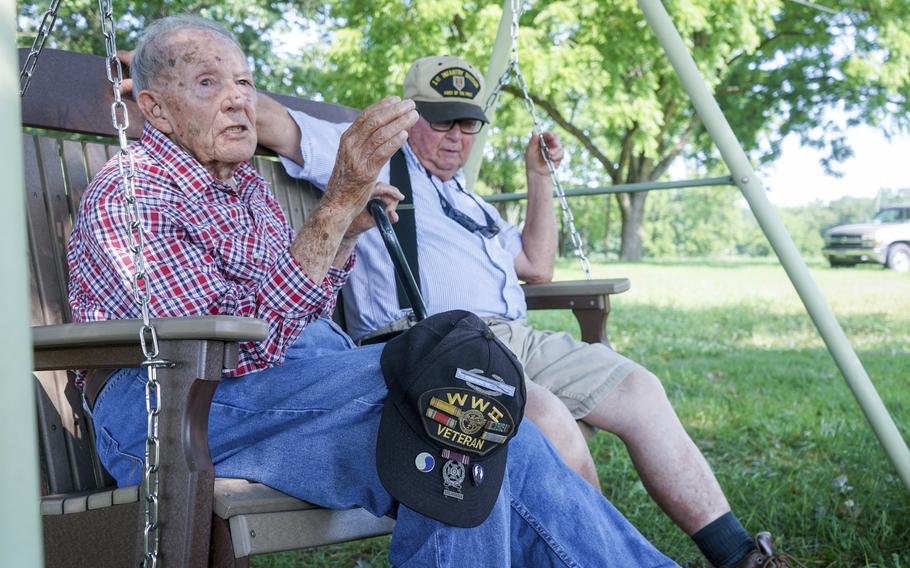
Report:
483,0,592,279
19,0,63,97
98,1,171,565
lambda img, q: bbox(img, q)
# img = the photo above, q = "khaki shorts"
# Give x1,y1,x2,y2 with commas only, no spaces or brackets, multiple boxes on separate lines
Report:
363,315,638,420
483,317,637,419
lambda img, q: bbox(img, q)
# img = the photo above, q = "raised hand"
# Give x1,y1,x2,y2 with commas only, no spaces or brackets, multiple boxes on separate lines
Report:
525,131,564,179
322,96,418,223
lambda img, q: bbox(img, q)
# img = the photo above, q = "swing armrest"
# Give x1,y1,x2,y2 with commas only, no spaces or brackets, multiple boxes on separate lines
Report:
522,278,630,346
32,315,268,566
32,316,268,370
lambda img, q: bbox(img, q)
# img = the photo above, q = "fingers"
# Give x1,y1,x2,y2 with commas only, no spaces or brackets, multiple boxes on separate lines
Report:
536,131,564,166
332,97,418,201
117,50,135,66
117,50,135,97
344,97,418,164
370,181,405,207
368,182,404,226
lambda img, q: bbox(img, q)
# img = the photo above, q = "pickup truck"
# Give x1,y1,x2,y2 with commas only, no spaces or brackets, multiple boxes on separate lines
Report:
822,203,910,271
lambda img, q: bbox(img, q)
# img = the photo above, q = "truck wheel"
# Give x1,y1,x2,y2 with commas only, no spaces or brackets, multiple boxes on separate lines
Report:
887,244,910,272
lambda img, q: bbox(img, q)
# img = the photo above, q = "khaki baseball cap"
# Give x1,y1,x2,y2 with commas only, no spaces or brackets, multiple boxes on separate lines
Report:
403,55,489,124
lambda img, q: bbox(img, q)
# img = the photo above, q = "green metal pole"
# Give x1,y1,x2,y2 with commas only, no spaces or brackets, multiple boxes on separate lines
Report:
0,0,44,566
483,175,734,203
464,0,514,189
638,0,910,493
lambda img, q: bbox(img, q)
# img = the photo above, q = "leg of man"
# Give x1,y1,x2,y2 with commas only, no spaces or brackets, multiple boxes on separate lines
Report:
92,319,678,567
492,319,756,567
525,380,601,490
585,368,729,532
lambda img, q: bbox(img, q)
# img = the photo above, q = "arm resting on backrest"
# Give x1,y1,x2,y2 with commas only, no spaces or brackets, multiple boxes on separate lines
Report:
522,278,630,347
33,316,268,567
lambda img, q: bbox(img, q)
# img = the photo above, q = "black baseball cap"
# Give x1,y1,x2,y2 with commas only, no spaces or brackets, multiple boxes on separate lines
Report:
377,310,526,528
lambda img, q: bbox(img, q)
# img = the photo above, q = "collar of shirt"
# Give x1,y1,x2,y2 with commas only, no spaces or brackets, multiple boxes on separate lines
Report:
138,123,263,202
401,142,468,190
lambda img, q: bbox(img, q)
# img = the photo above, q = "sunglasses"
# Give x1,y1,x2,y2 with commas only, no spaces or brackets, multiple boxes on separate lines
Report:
428,119,485,135
425,168,500,239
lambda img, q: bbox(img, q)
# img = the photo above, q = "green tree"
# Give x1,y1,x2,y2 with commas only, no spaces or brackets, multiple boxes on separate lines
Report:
292,0,910,261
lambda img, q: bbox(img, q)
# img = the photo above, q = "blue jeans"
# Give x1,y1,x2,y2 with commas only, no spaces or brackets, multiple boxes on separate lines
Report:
92,318,677,567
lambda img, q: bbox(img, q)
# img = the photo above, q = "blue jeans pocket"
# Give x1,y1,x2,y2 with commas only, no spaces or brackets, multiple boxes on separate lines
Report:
97,426,144,487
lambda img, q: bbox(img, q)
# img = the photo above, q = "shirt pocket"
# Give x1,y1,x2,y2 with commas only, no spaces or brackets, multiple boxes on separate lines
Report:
218,230,275,282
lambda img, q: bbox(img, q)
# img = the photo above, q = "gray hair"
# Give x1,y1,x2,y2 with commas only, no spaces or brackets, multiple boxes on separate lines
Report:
131,15,242,99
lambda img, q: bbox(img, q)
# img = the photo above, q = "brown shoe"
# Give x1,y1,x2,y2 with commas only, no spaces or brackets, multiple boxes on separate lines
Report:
725,532,804,568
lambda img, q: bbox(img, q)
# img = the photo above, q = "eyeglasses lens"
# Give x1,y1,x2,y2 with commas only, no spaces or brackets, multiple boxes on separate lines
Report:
429,119,483,134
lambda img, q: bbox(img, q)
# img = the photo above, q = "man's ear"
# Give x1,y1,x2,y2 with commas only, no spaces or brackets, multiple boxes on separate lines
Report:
137,90,173,134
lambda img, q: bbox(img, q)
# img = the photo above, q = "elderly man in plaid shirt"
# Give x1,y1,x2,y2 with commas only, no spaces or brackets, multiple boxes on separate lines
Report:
67,15,680,567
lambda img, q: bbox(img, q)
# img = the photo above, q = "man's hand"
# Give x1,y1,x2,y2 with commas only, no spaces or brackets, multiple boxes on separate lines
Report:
344,181,403,238
322,96,418,226
525,131,564,179
117,50,135,96
291,97,416,281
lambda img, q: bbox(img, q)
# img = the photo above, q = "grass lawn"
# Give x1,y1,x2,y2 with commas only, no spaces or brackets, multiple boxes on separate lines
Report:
255,259,910,567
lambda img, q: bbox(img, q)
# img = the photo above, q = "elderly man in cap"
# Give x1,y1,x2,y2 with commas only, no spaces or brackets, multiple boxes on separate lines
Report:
73,15,684,567
258,54,792,568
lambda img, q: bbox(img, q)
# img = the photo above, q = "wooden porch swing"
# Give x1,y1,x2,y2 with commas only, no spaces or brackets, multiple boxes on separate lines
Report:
23,44,630,568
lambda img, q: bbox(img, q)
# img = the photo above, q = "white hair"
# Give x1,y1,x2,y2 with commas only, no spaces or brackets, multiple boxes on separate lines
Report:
131,15,241,98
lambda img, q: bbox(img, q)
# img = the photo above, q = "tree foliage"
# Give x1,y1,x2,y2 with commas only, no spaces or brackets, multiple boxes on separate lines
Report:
18,0,910,261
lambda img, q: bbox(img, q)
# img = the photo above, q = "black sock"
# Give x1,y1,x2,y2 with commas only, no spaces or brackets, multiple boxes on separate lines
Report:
691,512,755,567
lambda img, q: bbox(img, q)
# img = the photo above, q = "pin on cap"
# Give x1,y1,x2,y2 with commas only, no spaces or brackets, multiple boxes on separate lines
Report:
471,464,485,486
442,460,466,500
415,452,436,473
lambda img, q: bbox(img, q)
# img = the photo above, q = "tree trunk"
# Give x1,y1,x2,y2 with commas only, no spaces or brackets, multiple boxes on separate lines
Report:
617,192,648,260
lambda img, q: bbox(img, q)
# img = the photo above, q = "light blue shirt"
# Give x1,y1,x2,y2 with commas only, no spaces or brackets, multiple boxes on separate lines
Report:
281,110,528,340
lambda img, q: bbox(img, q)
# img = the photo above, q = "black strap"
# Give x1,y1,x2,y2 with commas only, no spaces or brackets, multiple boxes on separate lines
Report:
389,149,420,310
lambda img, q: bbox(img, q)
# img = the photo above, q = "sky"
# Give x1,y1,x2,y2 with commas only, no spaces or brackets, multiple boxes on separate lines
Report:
757,126,910,208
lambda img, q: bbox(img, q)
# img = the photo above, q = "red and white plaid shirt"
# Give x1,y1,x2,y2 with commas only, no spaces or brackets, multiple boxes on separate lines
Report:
67,124,353,384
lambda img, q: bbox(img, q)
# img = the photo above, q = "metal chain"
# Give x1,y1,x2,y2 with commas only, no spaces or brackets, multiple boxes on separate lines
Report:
483,0,592,279
98,1,171,565
19,0,63,97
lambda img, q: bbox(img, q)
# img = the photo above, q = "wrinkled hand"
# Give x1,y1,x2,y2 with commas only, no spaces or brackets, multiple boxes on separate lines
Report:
116,50,135,97
526,131,564,178
344,182,403,238
323,96,418,224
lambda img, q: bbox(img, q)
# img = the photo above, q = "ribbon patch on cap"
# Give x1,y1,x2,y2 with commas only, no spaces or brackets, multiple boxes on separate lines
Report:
419,388,514,457
429,67,481,100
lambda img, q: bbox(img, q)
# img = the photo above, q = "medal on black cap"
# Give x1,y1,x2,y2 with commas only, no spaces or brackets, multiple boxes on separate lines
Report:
442,460,465,500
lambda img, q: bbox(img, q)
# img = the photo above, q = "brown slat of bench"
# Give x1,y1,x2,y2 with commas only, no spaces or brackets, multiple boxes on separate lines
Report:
36,136,73,320
61,139,91,216
84,143,109,181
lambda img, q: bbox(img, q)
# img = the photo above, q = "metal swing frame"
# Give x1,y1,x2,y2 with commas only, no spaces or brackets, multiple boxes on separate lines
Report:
1,0,908,565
